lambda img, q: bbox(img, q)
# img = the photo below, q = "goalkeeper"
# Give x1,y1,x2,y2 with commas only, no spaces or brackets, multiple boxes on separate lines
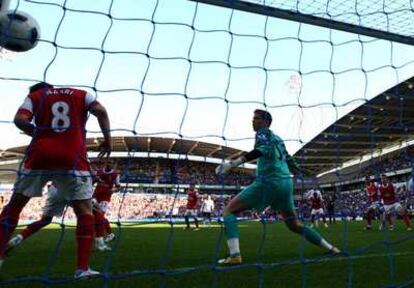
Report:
215,109,340,265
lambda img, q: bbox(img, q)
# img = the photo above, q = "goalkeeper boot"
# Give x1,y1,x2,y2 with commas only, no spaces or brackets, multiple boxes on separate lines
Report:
329,247,342,256
74,268,100,279
218,255,242,265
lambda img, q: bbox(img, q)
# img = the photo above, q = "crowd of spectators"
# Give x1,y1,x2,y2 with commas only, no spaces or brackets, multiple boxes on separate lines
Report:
0,191,232,222
118,158,254,186
1,180,411,223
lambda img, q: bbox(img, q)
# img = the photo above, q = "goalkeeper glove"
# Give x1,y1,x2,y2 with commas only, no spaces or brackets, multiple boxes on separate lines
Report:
215,158,244,175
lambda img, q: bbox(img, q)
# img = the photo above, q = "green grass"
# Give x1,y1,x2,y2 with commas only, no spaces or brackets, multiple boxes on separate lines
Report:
1,220,414,287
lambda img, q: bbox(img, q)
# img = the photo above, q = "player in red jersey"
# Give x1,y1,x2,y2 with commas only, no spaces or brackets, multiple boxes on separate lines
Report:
0,82,111,278
92,160,120,251
308,191,328,228
364,176,381,230
379,174,411,231
184,183,200,230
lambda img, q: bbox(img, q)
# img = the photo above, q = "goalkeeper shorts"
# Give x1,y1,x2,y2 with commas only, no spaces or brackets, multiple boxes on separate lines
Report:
238,178,294,214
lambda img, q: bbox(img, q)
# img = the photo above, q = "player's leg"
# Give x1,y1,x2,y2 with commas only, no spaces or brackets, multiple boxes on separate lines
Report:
10,189,67,249
104,215,115,242
8,215,53,250
72,199,97,277
328,211,332,224
0,171,47,265
282,210,339,254
219,181,266,265
387,212,394,230
274,180,340,255
396,203,411,230
207,213,212,227
322,210,328,228
93,201,111,251
201,212,206,227
59,174,98,278
218,195,246,264
365,208,373,230
94,210,110,251
103,217,115,242
184,212,191,230
310,210,316,228
193,214,199,229
0,193,30,262
379,210,386,230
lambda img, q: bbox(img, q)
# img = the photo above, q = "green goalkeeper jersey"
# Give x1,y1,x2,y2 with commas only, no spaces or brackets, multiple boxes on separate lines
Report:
254,128,299,180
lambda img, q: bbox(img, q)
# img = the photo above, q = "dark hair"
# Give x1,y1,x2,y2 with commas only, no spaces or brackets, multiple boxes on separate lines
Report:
254,109,272,126
29,82,53,93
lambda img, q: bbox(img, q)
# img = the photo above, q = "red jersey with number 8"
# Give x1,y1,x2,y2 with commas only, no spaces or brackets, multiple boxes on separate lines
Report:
17,87,97,171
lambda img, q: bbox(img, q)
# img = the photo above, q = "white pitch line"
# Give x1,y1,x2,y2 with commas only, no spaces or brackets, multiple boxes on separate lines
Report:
319,251,414,263
156,251,414,275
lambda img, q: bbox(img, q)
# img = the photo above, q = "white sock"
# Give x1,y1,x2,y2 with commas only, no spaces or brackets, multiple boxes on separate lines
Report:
320,239,333,251
227,238,240,256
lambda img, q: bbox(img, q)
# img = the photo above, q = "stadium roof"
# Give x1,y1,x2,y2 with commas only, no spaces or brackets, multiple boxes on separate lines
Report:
2,136,246,162
0,136,247,182
294,77,414,177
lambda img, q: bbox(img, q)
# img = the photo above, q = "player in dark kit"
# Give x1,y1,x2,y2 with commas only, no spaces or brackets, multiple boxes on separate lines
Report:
326,194,336,224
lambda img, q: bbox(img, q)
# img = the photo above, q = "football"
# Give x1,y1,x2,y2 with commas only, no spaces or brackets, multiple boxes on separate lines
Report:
0,10,40,52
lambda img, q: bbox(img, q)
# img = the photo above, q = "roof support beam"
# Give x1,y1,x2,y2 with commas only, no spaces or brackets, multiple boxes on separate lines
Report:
188,141,199,155
207,146,222,157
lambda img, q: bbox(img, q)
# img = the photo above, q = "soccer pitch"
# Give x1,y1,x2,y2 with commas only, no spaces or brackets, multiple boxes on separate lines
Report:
1,221,413,288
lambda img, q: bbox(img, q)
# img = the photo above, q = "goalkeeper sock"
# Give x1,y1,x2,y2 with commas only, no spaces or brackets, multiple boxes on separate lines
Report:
320,239,333,251
76,214,94,270
223,214,239,239
227,238,240,256
302,226,324,247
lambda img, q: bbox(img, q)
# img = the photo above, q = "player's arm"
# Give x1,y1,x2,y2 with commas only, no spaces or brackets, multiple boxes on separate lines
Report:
14,96,34,136
215,149,262,175
115,174,121,190
113,174,121,191
285,153,302,175
89,101,112,158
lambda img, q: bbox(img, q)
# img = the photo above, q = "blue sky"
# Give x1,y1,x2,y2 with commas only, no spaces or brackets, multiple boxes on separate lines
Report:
1,0,414,155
